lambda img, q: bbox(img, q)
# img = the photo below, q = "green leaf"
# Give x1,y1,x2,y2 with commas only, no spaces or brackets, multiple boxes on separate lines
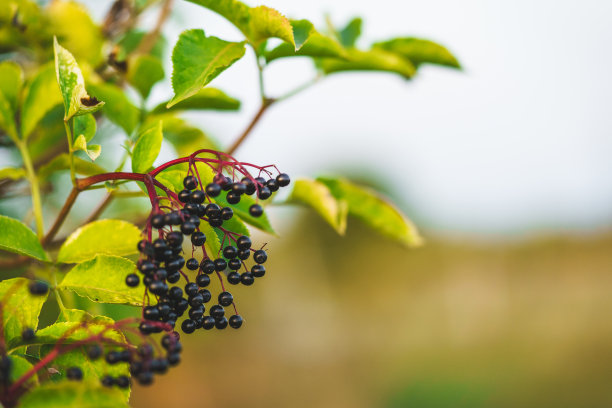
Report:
187,0,295,49
214,190,275,234
319,48,416,79
373,37,461,69
265,19,347,63
48,0,104,65
0,167,26,181
154,169,186,193
73,113,96,143
86,82,139,136
0,215,48,261
127,54,164,99
0,90,17,140
54,37,104,121
0,278,49,348
59,255,144,305
200,222,221,258
168,29,246,108
317,177,423,246
118,30,166,60
132,120,163,173
19,381,129,408
73,135,101,161
338,17,362,48
289,178,348,235
57,219,142,264
153,88,240,113
21,64,63,140
38,153,106,179
0,61,23,110
9,355,36,386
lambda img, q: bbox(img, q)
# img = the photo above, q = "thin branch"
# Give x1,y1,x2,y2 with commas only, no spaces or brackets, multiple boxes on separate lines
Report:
226,98,275,156
134,0,174,55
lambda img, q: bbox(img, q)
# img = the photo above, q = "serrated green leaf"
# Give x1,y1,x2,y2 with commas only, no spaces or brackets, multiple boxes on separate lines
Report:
317,177,423,247
187,0,295,49
373,37,461,69
127,54,164,99
265,19,347,62
153,88,240,113
0,61,23,110
54,37,104,121
48,1,104,65
132,120,162,173
73,113,96,143
38,153,106,179
338,17,362,48
168,29,246,108
0,215,48,261
21,64,63,140
0,167,26,181
0,278,49,348
87,82,139,136
57,219,142,264
319,48,416,79
59,255,144,305
19,381,129,408
289,178,347,235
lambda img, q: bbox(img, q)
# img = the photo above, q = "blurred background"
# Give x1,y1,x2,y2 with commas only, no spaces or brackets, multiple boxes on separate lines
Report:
29,0,612,406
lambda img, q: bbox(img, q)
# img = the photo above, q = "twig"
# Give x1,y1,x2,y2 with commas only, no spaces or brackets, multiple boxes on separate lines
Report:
41,187,79,247
226,98,275,155
134,0,174,55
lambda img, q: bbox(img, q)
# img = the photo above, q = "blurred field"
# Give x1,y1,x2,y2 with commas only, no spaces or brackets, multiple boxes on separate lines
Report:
131,211,612,408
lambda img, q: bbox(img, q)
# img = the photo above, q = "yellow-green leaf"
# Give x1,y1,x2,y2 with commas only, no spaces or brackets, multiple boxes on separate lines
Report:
289,178,347,235
19,381,129,408
87,82,139,136
0,61,23,110
132,120,163,173
57,219,142,264
168,29,246,108
0,215,48,261
373,37,461,69
21,64,63,140
319,48,416,79
127,54,164,99
153,88,240,113
0,278,49,348
59,255,144,306
0,167,26,181
54,37,104,121
38,153,106,179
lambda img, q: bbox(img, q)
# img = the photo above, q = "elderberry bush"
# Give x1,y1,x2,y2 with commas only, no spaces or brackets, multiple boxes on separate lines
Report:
0,0,457,405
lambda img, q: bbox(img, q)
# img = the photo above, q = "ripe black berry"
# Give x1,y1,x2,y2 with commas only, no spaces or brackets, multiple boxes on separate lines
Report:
143,305,160,321
88,345,103,360
228,259,241,270
238,248,250,260
165,211,182,226
116,375,130,388
125,273,140,287
28,280,49,296
202,316,215,330
137,239,154,256
184,282,198,297
254,177,266,185
189,306,204,320
181,319,196,334
138,344,154,358
191,231,206,246
241,177,256,195
101,375,115,387
21,328,35,341
236,235,251,250
105,351,121,364
240,273,254,286
229,315,243,329
205,183,221,197
266,178,279,192
149,280,168,295
253,250,267,264
209,217,223,227
167,353,181,366
151,359,169,374
210,305,225,320
200,259,215,274
249,204,264,217
169,286,183,300
222,245,238,259
137,371,154,385
183,175,198,190
166,231,183,247
232,182,247,195
257,187,271,200
155,268,168,281
186,258,199,270
220,176,232,191
190,189,206,204
221,207,234,220
218,292,233,306
153,238,168,254
205,203,221,218
214,258,227,271
227,272,241,285
199,289,212,303
180,221,196,235
178,189,191,203
151,214,165,229
215,317,228,329
139,260,156,274
188,293,204,307
167,271,181,283
157,302,171,318
196,274,210,287
252,264,266,278
226,191,241,204
276,173,290,187
184,202,199,214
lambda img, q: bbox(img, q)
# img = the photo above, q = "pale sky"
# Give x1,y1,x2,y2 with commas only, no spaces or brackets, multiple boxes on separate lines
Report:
87,0,612,236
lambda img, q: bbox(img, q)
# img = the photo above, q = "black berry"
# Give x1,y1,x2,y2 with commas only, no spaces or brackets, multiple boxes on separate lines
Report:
253,250,267,264
125,273,140,287
183,175,198,190
218,292,233,306
249,204,264,217
28,280,49,296
229,315,243,329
